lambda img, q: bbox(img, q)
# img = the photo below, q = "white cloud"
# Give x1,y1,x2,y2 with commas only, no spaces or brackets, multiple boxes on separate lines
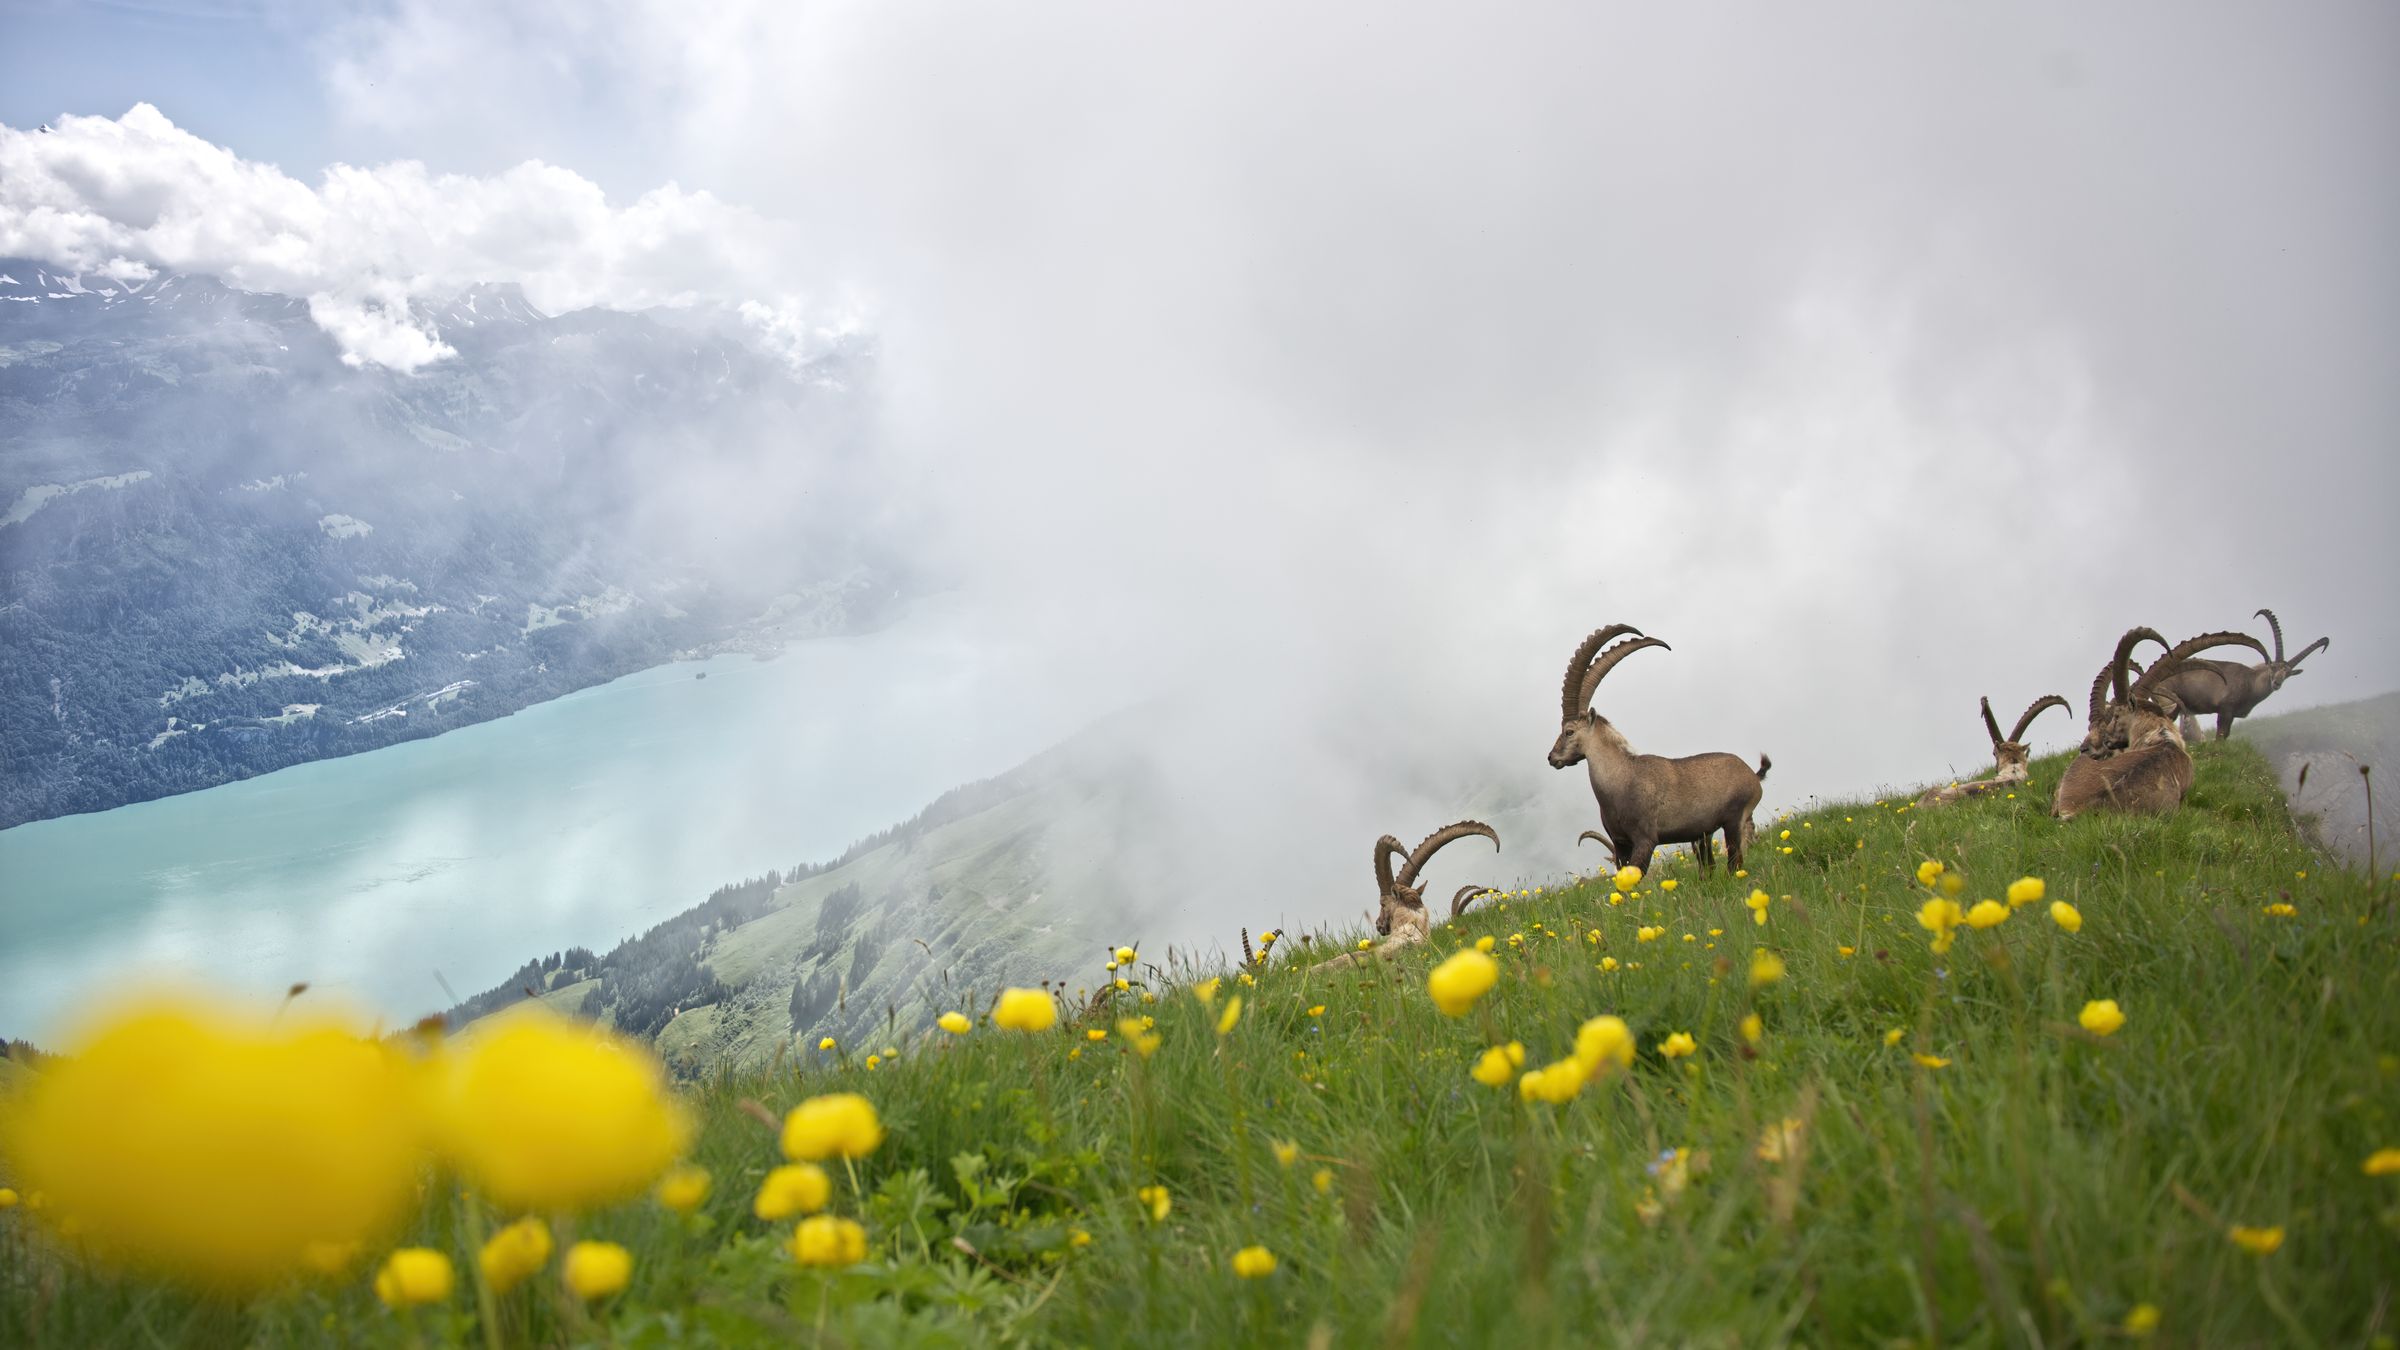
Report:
0,103,840,371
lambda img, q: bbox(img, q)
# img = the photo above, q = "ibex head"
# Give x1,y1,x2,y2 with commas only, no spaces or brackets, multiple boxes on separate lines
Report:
1373,821,1500,938
2085,626,2267,755
1982,693,2069,783
1549,625,1669,769
2253,608,2330,692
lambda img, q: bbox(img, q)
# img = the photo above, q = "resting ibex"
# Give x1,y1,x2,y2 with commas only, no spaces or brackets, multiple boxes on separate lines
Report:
1915,694,2070,809
1549,625,1769,875
2145,608,2329,742
1320,822,1500,970
2053,627,2268,820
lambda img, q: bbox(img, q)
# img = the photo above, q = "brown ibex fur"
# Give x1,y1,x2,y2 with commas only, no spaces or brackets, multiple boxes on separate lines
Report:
1321,821,1500,970
1915,693,2070,809
2053,627,2267,820
1548,625,1769,875
2147,608,2329,742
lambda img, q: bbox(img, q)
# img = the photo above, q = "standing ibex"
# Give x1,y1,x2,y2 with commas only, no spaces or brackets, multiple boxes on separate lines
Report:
1549,625,1769,875
1915,694,2070,809
2053,627,2268,820
2146,608,2329,742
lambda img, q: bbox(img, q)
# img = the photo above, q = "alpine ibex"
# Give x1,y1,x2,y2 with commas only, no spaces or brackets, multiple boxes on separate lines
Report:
1548,625,1769,875
2053,627,2268,820
2145,608,2329,742
1915,694,2070,809
1320,822,1500,970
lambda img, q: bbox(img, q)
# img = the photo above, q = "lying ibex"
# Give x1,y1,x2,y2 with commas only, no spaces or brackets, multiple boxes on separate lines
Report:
1577,830,1619,868
2053,627,2267,820
1915,694,2070,809
2146,608,2329,742
1321,821,1500,970
1549,625,1769,875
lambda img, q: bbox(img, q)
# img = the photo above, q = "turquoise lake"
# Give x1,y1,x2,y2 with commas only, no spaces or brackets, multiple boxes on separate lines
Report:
0,597,1093,1040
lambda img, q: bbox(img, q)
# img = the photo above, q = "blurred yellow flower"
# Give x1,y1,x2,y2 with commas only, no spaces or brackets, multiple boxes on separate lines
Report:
2262,903,2297,917
1193,978,1222,1005
792,1215,869,1268
1599,956,1620,972
1965,901,2009,929
2050,902,2083,933
1739,1013,1763,1044
1114,946,1137,964
477,1217,553,1295
1517,1056,1591,1104
1426,950,1499,1016
1312,1168,1334,1194
938,1011,972,1035
1749,950,1786,988
1470,1044,1520,1087
1086,1028,1109,1042
1913,1053,1951,1069
1883,1028,1906,1047
1658,1032,1697,1060
1137,1185,1171,1222
781,1093,884,1162
819,1037,837,1051
1754,1117,1803,1163
10,994,425,1290
1231,1244,1278,1278
1660,879,1678,893
2007,876,2045,907
374,1247,454,1309
754,1163,832,1220
654,1163,711,1214
2227,1225,2284,1255
1114,1018,1162,1057
1356,939,1373,950
1614,865,1643,893
1271,1139,1300,1167
1746,890,1771,926
1474,934,1497,953
561,1241,632,1301
2123,1303,2161,1338
993,987,1059,1032
1307,1005,1325,1017
1113,978,1130,992
1216,996,1244,1035
1939,874,1965,898
1916,860,1945,886
2079,999,2126,1036
1574,1015,1635,1073
865,1055,881,1071
2362,1148,2400,1176
1637,926,1663,943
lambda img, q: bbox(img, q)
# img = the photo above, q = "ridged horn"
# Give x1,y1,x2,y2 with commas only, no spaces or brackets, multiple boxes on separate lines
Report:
2106,628,2169,712
1979,696,2004,746
1449,885,1495,920
1560,625,1643,720
2255,608,2285,662
1399,820,1500,886
2130,630,2270,703
1576,636,1672,715
1373,835,1407,898
2008,695,2070,744
2291,636,2329,668
1577,830,1609,849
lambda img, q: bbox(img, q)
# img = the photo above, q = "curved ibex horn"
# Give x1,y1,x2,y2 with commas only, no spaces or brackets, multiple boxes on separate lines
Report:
1980,696,2004,746
1577,830,1610,848
1560,625,1643,720
1449,885,1495,920
1373,835,1408,899
1399,820,1500,886
2108,628,2169,710
2255,608,2285,663
2008,695,2070,744
1576,636,1672,716
2130,630,2270,703
2290,636,2329,667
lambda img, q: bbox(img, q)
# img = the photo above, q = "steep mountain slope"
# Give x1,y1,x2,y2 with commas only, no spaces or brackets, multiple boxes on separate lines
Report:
0,259,907,826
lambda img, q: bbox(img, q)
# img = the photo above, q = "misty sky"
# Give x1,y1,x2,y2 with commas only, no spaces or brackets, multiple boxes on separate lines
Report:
4,1,2396,927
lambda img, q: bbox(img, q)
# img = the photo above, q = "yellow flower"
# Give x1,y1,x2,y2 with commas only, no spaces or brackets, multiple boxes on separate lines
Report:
1613,865,1643,894
560,1241,632,1301
1231,1244,1278,1278
780,1093,884,1162
1837,946,1855,957
1307,1005,1325,1017
2361,1148,2400,1176
865,1055,881,1071
1113,978,1130,992
819,1037,837,1051
2049,901,2083,933
9,994,425,1290
791,1215,869,1268
1426,949,1500,1016
2006,876,2045,907
1779,829,1791,841
1086,1028,1109,1043
1939,874,1965,898
753,1163,832,1220
1517,1056,1591,1104
1474,934,1497,953
1470,1044,1519,1087
1137,1185,1171,1222
1916,860,1945,886
1913,1053,1951,1069
938,1011,972,1035
1312,1168,1334,1194
1739,1013,1763,1045
1660,879,1678,893
1746,890,1771,926
1657,1032,1697,1060
654,1164,710,1214
1965,900,2009,929
2226,1225,2284,1256
993,987,1059,1032
1069,1227,1092,1248
1573,1016,1635,1073
1749,949,1786,988
1271,1139,1300,1167
1883,1028,1906,1047
1114,946,1137,964
2078,999,2126,1036
1599,956,1619,971
2123,1303,2161,1338
1356,939,1373,950
1216,995,1244,1035
1637,926,1663,943
1237,972,1256,987
2262,903,2297,917
1754,1117,1803,1163
1114,1017,1162,1057
1193,977,1222,1005
374,1247,454,1309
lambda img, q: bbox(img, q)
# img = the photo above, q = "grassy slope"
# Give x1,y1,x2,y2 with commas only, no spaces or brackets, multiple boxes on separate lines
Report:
7,739,2397,1347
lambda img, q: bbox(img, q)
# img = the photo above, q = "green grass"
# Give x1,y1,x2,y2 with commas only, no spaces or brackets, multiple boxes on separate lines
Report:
5,739,2397,1346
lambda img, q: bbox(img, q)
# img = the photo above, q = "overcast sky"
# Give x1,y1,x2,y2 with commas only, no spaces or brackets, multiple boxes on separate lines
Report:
4,1,2395,925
